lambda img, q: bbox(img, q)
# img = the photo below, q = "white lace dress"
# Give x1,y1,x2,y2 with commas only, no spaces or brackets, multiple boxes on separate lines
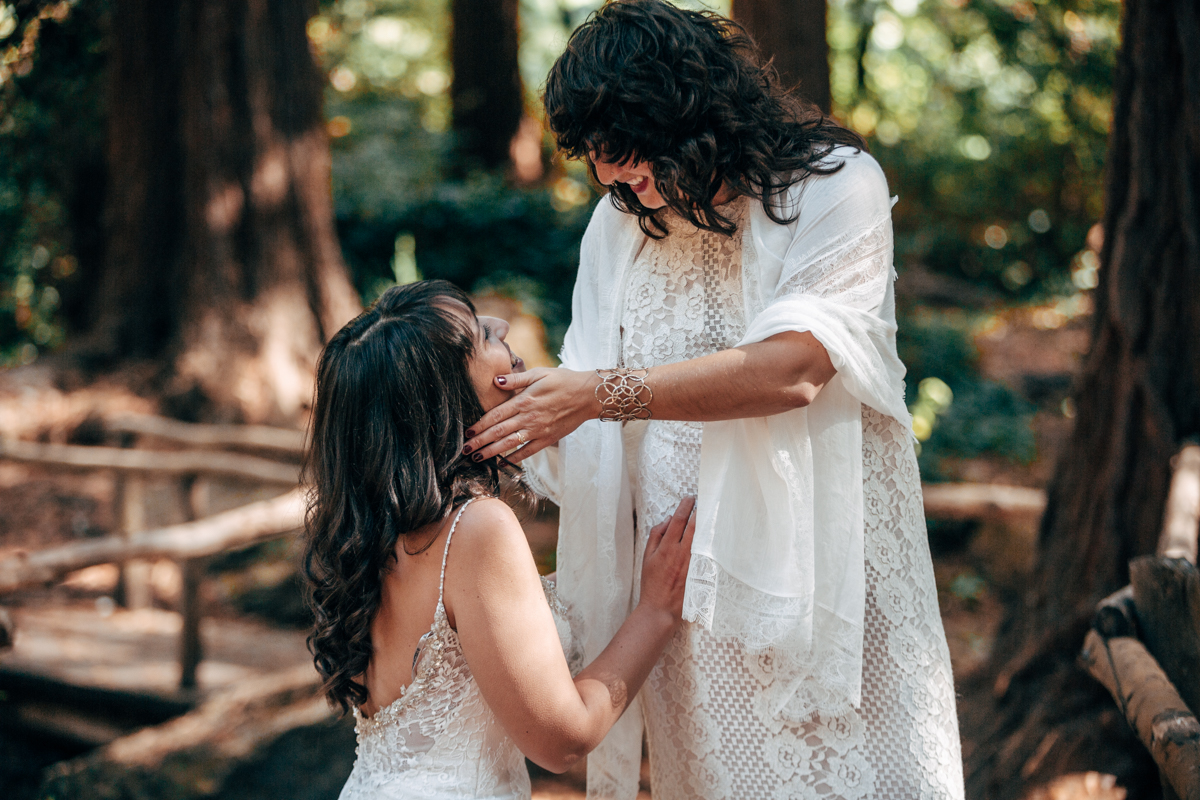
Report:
619,198,963,800
339,499,581,800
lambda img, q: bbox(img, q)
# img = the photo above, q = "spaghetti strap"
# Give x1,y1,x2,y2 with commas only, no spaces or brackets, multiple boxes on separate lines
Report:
437,497,477,606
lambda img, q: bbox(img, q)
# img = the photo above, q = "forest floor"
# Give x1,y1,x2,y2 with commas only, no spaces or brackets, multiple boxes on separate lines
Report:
0,298,1107,799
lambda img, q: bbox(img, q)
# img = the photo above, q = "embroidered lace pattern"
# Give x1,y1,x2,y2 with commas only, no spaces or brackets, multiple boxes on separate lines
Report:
619,204,963,799
338,500,580,800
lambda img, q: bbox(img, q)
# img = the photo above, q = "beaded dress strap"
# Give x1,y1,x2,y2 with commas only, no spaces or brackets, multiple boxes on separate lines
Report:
437,497,476,606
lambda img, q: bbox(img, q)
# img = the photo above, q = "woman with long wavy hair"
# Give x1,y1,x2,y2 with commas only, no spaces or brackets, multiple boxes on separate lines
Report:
303,280,696,800
462,2,964,798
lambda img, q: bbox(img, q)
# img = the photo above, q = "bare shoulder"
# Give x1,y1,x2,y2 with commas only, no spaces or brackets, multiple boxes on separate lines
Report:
442,497,541,624
446,497,534,576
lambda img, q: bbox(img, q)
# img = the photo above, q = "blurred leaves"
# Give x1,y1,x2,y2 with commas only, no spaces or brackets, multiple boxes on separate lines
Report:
898,308,1037,477
0,0,103,367
830,0,1120,299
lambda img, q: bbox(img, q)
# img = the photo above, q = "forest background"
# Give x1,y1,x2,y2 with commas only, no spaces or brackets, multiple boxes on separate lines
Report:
1,0,1161,798
0,0,1117,480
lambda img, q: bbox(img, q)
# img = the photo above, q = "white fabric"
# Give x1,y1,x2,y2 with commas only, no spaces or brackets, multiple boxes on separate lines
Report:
523,148,963,799
339,500,582,800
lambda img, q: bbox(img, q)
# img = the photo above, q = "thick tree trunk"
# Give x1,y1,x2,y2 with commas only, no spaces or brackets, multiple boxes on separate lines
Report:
86,0,359,425
961,0,1200,797
731,0,831,114
450,0,524,171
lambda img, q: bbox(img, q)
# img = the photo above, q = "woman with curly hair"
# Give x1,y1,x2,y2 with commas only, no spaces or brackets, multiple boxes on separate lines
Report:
462,2,964,798
303,280,697,799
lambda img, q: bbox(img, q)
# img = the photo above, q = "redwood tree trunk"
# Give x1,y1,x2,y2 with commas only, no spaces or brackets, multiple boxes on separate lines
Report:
450,0,523,171
731,0,831,113
962,0,1200,797
88,0,359,425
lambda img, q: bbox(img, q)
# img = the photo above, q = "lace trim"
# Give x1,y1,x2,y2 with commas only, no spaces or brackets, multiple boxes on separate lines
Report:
352,604,457,733
776,213,894,312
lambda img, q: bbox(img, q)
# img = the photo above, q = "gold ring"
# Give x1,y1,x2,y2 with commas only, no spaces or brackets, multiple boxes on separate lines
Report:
516,430,528,446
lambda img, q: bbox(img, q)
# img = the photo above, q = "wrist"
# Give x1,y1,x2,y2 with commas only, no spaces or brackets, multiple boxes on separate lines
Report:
632,601,681,636
575,369,603,421
594,367,654,422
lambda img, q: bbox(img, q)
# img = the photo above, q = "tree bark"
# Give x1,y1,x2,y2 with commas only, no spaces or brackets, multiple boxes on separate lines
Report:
731,0,831,114
962,0,1200,797
450,0,524,171
86,0,360,425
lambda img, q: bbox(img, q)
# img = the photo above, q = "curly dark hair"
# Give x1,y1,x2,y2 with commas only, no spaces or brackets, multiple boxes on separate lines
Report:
543,0,866,238
302,280,518,714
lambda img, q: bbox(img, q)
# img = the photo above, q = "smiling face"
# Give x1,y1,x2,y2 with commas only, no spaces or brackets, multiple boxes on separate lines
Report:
462,312,525,412
590,153,667,209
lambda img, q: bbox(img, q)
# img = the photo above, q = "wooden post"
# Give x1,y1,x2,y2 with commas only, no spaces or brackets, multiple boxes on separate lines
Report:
1159,444,1200,562
179,476,210,691
1130,557,1200,719
116,472,153,609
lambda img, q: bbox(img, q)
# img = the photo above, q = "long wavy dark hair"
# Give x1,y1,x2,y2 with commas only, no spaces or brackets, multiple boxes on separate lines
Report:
543,0,866,238
302,280,514,713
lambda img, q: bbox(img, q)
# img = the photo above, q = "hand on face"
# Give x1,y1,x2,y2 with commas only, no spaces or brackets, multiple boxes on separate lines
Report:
467,314,527,413
462,366,599,464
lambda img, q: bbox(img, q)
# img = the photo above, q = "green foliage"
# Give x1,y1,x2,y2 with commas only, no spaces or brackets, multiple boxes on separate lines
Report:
0,0,106,366
315,0,604,352
897,307,1036,478
338,171,596,353
830,0,1120,298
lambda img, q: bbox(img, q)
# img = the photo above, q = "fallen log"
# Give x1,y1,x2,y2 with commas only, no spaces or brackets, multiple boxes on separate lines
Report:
106,414,306,458
0,488,305,594
0,437,299,485
921,482,1046,523
1080,630,1200,800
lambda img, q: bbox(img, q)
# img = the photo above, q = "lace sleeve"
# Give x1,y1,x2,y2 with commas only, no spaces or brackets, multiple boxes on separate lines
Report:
776,212,894,314
771,151,896,315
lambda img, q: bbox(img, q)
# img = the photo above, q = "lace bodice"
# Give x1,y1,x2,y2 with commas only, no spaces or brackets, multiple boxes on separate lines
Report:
339,499,581,800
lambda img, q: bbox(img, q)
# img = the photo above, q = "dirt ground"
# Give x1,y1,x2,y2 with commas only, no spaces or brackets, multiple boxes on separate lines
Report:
0,298,1111,799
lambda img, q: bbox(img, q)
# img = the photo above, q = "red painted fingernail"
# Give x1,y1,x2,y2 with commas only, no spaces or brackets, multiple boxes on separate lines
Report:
471,453,483,462
496,376,507,386
462,444,472,455
465,429,476,438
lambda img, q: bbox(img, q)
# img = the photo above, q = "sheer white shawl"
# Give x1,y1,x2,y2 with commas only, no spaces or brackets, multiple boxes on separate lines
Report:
523,149,913,798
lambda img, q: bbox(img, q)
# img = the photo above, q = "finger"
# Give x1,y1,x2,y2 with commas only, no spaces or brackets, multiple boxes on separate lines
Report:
645,520,667,557
500,437,552,464
681,505,698,552
494,369,540,391
668,496,696,541
470,429,530,462
465,401,523,451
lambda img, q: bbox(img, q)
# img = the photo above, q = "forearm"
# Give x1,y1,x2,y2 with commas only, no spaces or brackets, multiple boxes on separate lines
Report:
537,604,677,772
638,331,835,421
464,332,834,461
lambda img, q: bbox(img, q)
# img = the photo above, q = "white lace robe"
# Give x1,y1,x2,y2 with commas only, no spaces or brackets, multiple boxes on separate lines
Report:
524,149,964,800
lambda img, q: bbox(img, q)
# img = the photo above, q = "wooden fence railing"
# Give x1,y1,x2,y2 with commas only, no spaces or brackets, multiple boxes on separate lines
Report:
1081,445,1200,800
0,414,1049,694
0,417,305,691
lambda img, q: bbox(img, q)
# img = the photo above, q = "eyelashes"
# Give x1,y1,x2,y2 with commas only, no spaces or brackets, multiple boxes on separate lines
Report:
481,324,492,340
